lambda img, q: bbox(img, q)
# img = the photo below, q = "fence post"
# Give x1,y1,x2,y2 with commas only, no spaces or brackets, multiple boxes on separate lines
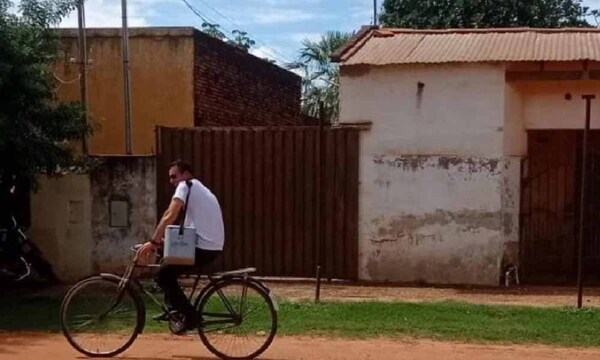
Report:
315,102,325,303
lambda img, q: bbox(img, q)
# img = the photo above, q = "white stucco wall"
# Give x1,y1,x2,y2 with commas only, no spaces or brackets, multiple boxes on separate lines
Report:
341,63,506,156
340,63,515,285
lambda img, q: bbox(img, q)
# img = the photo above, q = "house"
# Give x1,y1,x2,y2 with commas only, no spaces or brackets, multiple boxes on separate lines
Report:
54,27,303,155
334,27,600,286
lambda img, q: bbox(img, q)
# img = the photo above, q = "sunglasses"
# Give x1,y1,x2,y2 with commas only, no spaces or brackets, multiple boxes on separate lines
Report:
169,174,177,180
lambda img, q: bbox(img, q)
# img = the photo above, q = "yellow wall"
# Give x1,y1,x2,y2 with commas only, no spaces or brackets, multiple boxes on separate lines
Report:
55,29,195,155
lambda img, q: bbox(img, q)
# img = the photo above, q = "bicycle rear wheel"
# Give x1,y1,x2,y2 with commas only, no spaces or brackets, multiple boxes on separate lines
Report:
197,279,277,360
60,276,144,357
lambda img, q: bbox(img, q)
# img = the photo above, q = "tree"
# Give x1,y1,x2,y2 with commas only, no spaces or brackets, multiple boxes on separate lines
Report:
0,0,89,195
201,22,225,40
288,31,353,123
200,22,255,53
229,30,255,52
380,0,594,28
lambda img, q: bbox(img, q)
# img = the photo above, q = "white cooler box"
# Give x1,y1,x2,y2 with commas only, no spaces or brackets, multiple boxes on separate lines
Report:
164,225,197,265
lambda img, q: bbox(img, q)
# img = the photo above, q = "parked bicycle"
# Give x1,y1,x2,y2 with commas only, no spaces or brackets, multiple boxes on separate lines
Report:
60,245,278,359
0,216,58,285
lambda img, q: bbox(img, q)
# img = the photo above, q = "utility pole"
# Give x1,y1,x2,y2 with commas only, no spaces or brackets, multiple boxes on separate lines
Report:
77,0,88,154
373,0,378,26
121,0,133,155
577,94,596,309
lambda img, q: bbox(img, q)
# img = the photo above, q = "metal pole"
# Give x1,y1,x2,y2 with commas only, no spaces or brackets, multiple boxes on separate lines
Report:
373,0,378,26
315,265,322,303
577,94,595,309
77,0,88,154
315,101,325,303
121,0,133,155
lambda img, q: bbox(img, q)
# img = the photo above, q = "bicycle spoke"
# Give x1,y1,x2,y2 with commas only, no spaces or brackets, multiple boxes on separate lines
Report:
198,280,276,359
61,277,141,357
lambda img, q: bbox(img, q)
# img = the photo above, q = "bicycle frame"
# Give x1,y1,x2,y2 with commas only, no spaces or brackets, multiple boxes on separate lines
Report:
101,249,257,330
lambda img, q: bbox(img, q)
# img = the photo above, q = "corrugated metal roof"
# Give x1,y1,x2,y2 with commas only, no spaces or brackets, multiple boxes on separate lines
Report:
336,28,600,65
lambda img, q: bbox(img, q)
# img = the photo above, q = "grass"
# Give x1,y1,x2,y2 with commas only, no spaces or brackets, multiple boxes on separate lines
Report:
2,295,600,348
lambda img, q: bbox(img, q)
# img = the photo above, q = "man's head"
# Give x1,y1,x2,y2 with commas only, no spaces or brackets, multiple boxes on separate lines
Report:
168,160,193,186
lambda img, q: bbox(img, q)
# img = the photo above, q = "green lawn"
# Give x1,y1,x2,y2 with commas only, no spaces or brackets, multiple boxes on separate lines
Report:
2,296,600,347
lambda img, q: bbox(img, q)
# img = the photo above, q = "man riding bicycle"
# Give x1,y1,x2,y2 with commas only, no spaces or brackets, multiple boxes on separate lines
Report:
137,160,224,332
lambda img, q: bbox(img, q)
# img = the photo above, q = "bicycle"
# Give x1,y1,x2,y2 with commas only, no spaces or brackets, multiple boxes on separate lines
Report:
60,245,278,359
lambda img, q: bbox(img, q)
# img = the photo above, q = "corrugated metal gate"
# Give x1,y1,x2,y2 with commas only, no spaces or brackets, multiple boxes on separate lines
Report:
156,126,360,280
520,130,600,283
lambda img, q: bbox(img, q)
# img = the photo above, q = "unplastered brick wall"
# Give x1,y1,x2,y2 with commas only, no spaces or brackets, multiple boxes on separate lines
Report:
193,31,302,126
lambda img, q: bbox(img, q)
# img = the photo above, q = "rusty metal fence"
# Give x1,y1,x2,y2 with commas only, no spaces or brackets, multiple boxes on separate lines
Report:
156,126,360,280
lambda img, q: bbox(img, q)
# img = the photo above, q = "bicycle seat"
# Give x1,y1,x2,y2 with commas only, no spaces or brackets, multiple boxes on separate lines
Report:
211,267,256,278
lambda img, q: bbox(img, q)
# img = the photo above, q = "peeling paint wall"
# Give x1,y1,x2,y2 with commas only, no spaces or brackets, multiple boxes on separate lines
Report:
90,156,156,274
363,155,505,285
31,157,157,281
340,63,517,285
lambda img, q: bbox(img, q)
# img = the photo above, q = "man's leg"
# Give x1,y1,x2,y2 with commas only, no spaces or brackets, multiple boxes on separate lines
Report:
155,264,195,317
194,248,222,272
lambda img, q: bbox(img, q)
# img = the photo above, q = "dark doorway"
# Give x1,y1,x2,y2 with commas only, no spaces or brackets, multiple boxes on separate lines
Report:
521,130,600,283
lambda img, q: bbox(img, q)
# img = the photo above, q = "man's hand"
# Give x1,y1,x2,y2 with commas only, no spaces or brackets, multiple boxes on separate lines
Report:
137,242,159,260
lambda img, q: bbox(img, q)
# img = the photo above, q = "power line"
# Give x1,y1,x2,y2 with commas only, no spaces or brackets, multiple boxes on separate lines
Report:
181,0,214,26
194,0,294,62
186,0,295,64
182,0,288,63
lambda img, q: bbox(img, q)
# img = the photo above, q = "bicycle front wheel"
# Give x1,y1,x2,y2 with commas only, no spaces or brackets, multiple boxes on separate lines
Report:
60,276,144,357
197,279,278,360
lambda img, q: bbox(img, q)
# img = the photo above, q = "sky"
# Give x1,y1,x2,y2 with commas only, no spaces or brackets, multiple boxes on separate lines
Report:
58,0,374,66
55,0,600,66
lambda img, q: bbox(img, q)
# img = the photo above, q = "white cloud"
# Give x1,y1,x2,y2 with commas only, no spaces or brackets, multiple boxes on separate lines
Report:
350,4,373,23
246,0,322,5
249,45,281,62
585,0,600,8
290,32,321,43
251,9,318,24
59,0,169,28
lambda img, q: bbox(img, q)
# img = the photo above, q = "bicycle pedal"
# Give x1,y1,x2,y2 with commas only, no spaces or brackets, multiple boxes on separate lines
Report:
152,310,177,322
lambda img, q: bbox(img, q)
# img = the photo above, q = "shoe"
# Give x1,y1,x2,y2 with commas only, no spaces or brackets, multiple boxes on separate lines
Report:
153,309,177,322
168,312,199,335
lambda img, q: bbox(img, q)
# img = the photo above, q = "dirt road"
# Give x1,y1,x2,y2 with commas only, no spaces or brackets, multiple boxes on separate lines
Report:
2,333,599,360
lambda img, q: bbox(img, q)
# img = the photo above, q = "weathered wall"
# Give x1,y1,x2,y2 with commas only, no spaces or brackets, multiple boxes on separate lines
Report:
501,84,525,267
504,84,527,156
55,28,195,155
193,31,303,126
363,156,505,284
90,156,156,273
340,63,512,285
340,63,506,156
517,80,600,129
30,157,156,281
30,174,93,282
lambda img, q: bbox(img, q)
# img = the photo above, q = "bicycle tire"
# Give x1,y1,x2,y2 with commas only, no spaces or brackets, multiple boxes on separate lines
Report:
196,279,277,360
60,275,145,357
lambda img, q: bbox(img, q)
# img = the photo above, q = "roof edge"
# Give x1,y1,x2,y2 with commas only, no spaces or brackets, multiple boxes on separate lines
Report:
379,27,600,34
331,25,378,63
54,26,196,38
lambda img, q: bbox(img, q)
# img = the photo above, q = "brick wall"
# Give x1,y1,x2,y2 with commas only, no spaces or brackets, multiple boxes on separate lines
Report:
193,30,303,126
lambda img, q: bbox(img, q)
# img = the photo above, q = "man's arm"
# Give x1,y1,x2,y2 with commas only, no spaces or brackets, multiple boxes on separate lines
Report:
151,198,183,244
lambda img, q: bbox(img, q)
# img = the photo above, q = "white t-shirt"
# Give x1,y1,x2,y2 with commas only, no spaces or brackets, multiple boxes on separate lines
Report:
173,179,224,251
